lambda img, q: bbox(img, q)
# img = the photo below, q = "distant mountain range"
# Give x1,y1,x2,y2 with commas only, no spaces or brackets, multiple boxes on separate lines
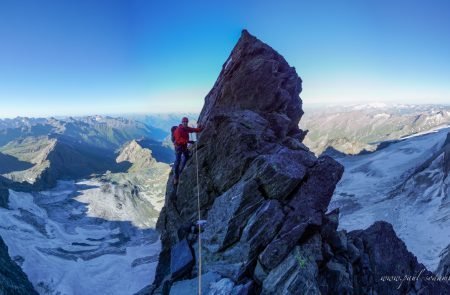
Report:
0,115,166,148
301,103,450,155
125,113,199,134
0,115,174,190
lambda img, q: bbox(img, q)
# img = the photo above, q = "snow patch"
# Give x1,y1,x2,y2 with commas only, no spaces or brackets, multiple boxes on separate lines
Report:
352,102,388,110
373,113,390,119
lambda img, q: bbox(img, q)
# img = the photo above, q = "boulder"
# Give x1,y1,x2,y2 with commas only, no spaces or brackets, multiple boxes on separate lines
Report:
261,234,322,295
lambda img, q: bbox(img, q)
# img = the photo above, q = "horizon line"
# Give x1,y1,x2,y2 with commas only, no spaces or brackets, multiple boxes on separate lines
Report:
1,101,450,120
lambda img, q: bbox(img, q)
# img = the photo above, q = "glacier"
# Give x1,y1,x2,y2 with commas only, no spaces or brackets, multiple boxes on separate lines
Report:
0,180,160,295
330,125,450,271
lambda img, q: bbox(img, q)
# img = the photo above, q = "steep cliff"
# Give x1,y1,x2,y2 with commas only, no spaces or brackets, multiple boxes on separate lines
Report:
151,30,450,294
0,236,38,294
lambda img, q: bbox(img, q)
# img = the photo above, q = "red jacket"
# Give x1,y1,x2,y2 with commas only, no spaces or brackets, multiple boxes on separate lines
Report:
174,124,202,148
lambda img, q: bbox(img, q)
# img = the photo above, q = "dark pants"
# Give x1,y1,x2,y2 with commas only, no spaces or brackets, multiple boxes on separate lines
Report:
174,146,189,179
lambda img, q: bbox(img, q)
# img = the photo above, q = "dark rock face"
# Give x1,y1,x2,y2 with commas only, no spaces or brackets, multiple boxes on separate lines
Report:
151,30,450,294
198,30,304,137
0,187,8,208
342,221,449,295
437,244,450,277
0,236,38,294
170,239,194,279
443,132,450,177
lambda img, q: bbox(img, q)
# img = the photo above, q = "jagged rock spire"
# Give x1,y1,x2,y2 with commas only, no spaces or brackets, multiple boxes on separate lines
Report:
199,29,304,139
150,31,450,295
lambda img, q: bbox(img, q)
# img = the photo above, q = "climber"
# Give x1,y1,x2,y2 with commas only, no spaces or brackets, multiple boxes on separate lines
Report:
172,117,203,185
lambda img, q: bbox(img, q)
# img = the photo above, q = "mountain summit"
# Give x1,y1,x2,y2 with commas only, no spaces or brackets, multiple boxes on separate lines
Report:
149,31,449,294
116,140,157,172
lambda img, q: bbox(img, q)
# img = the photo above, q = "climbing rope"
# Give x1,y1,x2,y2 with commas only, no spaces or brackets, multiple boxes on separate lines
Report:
195,137,202,295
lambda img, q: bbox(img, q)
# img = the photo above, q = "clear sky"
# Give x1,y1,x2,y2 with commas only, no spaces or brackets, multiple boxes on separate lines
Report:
0,0,449,118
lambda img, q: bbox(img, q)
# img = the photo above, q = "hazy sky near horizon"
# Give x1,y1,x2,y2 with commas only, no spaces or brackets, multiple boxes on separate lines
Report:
0,0,449,118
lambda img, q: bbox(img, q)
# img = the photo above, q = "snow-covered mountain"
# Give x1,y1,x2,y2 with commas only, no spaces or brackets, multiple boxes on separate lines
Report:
301,103,450,155
330,125,450,271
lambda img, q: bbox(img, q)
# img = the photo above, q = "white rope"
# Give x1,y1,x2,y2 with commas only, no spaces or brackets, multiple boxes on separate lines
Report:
195,138,202,295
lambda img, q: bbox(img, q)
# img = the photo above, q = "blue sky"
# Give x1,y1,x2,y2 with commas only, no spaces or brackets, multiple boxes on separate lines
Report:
0,0,449,118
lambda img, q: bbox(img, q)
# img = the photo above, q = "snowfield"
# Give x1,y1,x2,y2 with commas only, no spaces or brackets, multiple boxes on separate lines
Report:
0,180,161,295
330,126,450,271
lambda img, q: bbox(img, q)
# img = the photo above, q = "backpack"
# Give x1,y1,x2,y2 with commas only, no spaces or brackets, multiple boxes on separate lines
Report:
171,126,178,144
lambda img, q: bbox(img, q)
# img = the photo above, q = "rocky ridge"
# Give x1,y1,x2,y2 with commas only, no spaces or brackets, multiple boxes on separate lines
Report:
301,104,450,156
117,140,158,172
148,30,450,294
